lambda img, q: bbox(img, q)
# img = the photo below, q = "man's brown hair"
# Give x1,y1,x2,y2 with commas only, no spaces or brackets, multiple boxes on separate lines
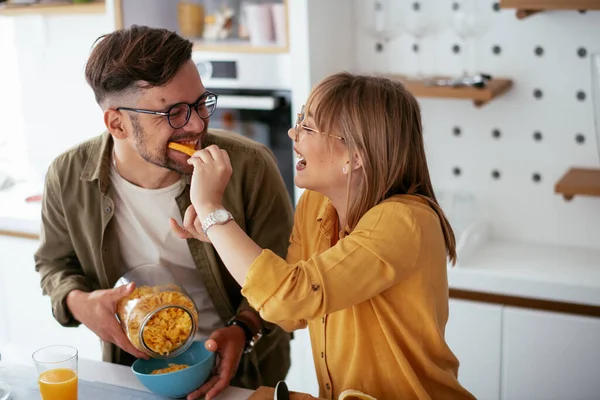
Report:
85,25,194,106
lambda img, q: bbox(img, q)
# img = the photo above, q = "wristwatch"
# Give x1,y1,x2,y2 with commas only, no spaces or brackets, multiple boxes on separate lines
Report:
201,208,234,235
227,317,263,354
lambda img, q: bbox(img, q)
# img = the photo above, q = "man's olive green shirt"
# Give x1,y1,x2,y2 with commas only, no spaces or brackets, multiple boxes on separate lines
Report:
34,129,294,389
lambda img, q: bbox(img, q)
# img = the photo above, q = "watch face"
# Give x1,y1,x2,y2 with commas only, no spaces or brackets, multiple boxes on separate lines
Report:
214,209,230,223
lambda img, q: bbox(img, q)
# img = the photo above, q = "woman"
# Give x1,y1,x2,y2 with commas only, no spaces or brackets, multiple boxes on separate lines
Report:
171,72,475,400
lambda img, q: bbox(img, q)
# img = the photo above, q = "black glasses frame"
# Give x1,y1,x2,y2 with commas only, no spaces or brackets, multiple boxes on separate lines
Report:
116,91,218,129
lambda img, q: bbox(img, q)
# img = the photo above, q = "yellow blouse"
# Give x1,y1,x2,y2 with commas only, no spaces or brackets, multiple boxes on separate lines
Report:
242,190,475,400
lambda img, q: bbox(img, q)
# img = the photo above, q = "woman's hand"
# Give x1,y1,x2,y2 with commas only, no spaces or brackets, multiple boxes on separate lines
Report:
187,145,232,217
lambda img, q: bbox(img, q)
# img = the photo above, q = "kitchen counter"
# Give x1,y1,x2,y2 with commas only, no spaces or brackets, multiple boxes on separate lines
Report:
449,240,600,308
0,358,253,399
0,181,42,238
449,222,600,309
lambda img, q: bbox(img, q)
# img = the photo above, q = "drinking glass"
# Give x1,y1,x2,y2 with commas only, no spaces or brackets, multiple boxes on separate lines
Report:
399,0,450,80
437,190,477,241
360,0,404,74
451,0,494,76
0,381,10,400
32,345,78,400
591,51,600,163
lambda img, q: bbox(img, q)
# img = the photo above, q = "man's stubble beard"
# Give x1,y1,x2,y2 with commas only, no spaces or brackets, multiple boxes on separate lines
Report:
130,115,207,175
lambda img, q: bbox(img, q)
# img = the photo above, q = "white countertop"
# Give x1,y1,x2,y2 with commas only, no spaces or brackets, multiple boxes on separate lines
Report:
0,181,42,235
450,240,600,307
0,358,253,399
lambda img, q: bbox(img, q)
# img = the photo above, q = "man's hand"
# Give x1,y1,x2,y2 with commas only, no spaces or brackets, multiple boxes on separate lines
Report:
169,204,211,243
187,326,246,400
66,284,148,359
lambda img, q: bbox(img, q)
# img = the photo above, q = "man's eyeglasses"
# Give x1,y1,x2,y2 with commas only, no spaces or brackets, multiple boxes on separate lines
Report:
116,91,218,129
294,105,344,142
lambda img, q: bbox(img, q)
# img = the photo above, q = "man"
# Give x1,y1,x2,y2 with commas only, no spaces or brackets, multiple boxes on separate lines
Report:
34,25,293,400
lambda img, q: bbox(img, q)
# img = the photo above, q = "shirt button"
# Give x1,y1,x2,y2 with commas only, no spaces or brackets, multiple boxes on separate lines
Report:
322,316,325,323
311,284,320,291
104,206,112,213
326,383,331,390
320,351,324,358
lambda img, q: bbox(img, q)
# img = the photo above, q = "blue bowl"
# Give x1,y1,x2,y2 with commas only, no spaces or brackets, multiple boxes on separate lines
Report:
132,341,216,399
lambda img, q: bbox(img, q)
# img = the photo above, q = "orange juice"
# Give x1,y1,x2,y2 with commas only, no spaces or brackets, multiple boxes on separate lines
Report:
38,368,78,400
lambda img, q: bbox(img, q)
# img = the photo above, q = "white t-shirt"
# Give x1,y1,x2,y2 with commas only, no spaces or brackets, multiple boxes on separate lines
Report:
109,165,223,339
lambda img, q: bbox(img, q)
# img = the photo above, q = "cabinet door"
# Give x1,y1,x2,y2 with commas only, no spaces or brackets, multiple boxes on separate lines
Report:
446,299,503,400
286,327,319,397
502,307,600,400
0,236,102,364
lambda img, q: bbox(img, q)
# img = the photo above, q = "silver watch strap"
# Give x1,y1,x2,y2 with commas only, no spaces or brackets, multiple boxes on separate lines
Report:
201,209,233,235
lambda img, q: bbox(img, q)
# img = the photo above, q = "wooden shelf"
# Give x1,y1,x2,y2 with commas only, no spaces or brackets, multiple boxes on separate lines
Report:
0,229,39,240
554,167,600,201
0,1,105,16
112,0,290,54
386,75,513,108
500,0,600,19
191,39,288,54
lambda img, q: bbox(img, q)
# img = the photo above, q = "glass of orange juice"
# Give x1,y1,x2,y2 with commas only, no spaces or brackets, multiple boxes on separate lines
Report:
32,345,78,400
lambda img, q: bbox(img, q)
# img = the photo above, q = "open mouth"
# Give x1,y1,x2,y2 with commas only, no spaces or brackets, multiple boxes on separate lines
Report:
168,139,199,156
295,150,306,170
173,139,198,148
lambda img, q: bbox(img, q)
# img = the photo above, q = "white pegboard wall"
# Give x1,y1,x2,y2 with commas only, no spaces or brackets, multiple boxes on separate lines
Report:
354,1,600,250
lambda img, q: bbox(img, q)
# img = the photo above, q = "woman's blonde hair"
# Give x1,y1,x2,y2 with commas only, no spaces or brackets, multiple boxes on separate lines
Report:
305,72,457,264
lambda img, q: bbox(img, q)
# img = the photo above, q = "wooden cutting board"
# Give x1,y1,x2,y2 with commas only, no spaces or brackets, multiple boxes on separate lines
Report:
248,385,323,400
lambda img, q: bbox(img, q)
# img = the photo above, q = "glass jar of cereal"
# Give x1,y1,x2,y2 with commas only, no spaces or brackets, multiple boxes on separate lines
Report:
115,265,199,359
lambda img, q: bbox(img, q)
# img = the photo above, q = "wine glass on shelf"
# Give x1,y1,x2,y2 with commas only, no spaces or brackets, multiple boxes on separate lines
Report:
591,52,600,163
0,349,10,400
0,381,10,400
399,0,451,81
451,0,494,77
359,0,404,75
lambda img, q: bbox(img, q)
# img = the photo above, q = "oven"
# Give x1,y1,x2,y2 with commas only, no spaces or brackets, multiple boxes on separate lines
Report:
194,54,294,201
208,88,294,200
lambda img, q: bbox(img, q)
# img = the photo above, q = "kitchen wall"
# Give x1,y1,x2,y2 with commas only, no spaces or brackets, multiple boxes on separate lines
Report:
0,12,112,184
353,0,600,251
0,19,25,181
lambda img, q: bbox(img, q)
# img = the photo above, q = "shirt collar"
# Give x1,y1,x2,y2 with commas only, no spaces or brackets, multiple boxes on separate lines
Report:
316,196,338,236
80,131,190,194
80,131,112,193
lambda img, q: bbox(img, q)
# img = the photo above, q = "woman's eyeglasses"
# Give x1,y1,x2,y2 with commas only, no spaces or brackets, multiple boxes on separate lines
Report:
294,105,345,142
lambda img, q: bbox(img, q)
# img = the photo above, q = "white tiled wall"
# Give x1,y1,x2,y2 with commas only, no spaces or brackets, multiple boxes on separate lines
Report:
354,0,600,250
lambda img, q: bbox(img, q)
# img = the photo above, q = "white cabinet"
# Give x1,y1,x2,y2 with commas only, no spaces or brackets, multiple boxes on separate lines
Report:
501,307,600,400
0,235,102,365
446,299,503,400
286,328,319,397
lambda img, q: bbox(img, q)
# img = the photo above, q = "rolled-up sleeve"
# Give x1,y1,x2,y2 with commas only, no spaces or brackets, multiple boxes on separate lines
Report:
233,144,294,328
241,202,422,323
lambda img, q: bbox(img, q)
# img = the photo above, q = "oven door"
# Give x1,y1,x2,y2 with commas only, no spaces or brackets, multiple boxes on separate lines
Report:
208,88,294,201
